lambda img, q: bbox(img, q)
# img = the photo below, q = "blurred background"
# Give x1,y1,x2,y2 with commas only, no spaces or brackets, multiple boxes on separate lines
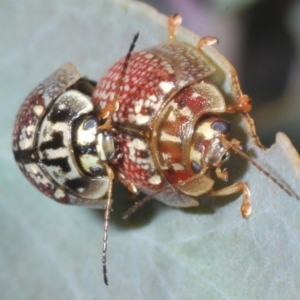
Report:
142,0,300,150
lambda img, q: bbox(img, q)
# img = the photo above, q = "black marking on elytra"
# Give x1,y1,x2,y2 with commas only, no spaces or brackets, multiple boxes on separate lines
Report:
142,107,156,116
41,157,71,173
13,149,36,163
73,144,97,155
191,160,201,174
175,88,189,109
83,117,98,130
39,131,64,151
68,78,97,97
48,106,70,123
64,177,90,192
211,120,231,134
89,166,107,177
177,98,186,108
139,150,150,159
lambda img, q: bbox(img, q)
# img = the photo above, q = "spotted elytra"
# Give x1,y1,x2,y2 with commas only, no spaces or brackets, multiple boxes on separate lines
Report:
13,13,297,286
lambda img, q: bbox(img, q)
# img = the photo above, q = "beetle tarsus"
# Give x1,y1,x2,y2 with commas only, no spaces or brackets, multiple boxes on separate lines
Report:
226,95,252,113
168,13,182,41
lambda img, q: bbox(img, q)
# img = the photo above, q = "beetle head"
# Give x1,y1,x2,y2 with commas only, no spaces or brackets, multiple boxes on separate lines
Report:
190,116,231,177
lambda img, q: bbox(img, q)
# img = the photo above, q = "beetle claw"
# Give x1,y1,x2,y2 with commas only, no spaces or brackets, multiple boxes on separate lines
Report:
197,36,218,49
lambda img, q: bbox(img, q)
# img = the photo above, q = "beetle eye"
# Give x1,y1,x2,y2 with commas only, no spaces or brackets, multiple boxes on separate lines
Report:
191,160,201,174
221,152,230,162
211,120,231,134
83,117,98,130
99,132,117,161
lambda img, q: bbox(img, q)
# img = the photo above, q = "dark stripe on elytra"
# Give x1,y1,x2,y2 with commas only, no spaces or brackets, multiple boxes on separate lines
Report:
13,149,36,163
41,157,71,173
39,131,64,151
64,177,90,191
48,107,70,123
68,78,97,97
73,144,97,155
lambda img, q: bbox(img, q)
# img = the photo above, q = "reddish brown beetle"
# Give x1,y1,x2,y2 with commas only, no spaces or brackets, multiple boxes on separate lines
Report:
93,14,295,218
91,14,296,283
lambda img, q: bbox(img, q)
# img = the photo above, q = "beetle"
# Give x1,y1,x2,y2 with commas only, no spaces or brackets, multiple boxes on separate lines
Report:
12,34,138,285
91,14,296,282
92,13,295,220
12,63,117,208
12,13,296,285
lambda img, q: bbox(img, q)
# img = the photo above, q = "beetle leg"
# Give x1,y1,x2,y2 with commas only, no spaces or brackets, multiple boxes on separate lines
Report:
208,182,252,219
215,166,228,181
242,113,267,150
168,13,182,41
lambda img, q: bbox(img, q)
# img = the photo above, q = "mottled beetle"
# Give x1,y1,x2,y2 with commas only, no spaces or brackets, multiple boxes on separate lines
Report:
12,14,296,285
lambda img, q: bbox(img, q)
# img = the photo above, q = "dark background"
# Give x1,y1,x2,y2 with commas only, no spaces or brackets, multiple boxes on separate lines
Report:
142,0,300,150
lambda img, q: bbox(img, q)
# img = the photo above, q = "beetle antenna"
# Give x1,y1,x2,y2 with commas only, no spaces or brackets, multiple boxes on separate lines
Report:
123,190,163,220
100,33,139,286
100,32,139,128
102,164,115,286
227,139,299,200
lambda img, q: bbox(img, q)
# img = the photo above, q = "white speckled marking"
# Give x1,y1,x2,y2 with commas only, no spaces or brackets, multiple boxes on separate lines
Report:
167,111,176,122
134,99,143,114
43,148,69,159
172,163,185,171
191,92,201,98
58,103,66,110
126,138,154,176
159,81,174,94
160,131,181,143
141,164,150,170
148,174,162,185
24,163,52,186
194,122,216,140
190,147,202,165
180,107,192,117
136,114,150,125
54,188,66,199
145,53,154,59
33,105,44,116
148,95,157,102
19,124,36,150
77,124,97,145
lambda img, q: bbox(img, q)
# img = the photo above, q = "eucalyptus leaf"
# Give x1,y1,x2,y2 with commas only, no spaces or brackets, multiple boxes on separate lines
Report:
1,1,300,299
